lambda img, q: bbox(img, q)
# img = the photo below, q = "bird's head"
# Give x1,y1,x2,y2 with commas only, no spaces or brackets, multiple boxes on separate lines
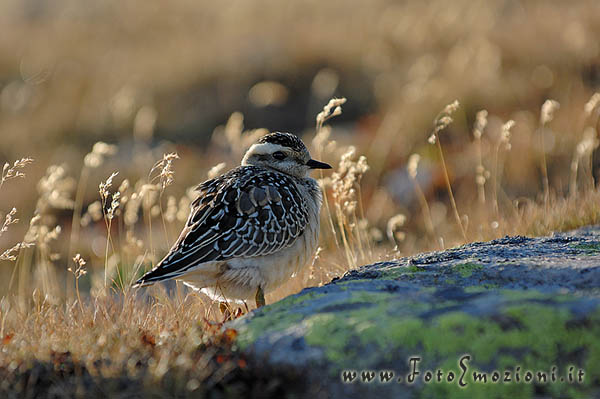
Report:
241,132,331,178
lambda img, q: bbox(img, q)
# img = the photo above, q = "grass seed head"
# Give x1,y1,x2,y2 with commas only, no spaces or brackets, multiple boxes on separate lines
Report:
0,208,18,236
84,142,118,168
473,110,488,139
500,120,515,150
0,241,33,261
540,99,560,125
1,157,34,185
108,191,121,220
316,97,347,131
36,165,75,210
407,154,420,179
431,100,460,137
69,254,88,278
99,172,119,202
150,153,179,191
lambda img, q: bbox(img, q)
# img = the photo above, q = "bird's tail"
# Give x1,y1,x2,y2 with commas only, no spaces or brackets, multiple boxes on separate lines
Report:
131,256,188,288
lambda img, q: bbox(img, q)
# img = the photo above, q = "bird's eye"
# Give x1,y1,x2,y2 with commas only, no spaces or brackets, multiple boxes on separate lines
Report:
272,151,286,160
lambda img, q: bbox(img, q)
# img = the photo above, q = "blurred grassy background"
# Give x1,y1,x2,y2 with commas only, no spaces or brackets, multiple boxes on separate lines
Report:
1,0,600,300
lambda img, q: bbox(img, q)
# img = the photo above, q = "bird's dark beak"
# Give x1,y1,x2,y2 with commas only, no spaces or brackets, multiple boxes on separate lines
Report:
306,159,332,169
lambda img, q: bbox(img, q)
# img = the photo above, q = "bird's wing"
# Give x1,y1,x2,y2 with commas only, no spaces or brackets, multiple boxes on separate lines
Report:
134,166,309,285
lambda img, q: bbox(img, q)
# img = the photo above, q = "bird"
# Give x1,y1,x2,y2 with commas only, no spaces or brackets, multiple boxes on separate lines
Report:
134,132,331,309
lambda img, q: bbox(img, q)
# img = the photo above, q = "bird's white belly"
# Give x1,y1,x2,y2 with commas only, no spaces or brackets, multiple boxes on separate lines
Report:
259,217,320,291
215,215,320,300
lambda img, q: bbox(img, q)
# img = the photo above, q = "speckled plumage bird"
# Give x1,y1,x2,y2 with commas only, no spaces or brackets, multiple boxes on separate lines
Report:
134,132,331,308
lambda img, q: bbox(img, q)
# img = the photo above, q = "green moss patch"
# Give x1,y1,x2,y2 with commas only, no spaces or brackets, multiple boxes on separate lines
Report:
571,242,600,253
376,264,428,280
452,262,484,278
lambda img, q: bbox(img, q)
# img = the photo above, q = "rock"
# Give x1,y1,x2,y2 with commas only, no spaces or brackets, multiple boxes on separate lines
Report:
229,226,600,398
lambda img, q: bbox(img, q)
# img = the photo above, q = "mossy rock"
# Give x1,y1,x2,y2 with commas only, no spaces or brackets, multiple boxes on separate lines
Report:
230,227,600,398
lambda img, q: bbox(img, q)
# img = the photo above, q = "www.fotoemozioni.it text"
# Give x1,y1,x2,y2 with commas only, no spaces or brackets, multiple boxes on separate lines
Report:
341,355,585,388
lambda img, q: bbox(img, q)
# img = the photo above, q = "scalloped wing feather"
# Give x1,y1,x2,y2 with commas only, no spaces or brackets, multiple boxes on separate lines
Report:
135,166,308,284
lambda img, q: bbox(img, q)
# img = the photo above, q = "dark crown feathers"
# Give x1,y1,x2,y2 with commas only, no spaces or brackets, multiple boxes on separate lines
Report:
257,132,307,153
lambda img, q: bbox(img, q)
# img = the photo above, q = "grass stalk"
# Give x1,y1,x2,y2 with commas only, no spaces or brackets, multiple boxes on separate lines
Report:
435,137,467,242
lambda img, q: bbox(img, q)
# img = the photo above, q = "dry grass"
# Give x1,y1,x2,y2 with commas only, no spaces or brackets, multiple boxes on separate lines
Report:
0,291,300,397
1,0,600,395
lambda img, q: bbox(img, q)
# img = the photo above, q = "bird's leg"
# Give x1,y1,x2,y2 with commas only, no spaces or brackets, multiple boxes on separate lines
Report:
255,286,265,308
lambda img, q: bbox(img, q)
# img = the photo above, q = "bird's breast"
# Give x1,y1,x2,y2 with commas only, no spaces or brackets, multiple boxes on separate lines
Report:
263,181,322,288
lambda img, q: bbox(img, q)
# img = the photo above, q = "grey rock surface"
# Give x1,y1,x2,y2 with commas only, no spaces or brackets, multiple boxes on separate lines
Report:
230,227,600,398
